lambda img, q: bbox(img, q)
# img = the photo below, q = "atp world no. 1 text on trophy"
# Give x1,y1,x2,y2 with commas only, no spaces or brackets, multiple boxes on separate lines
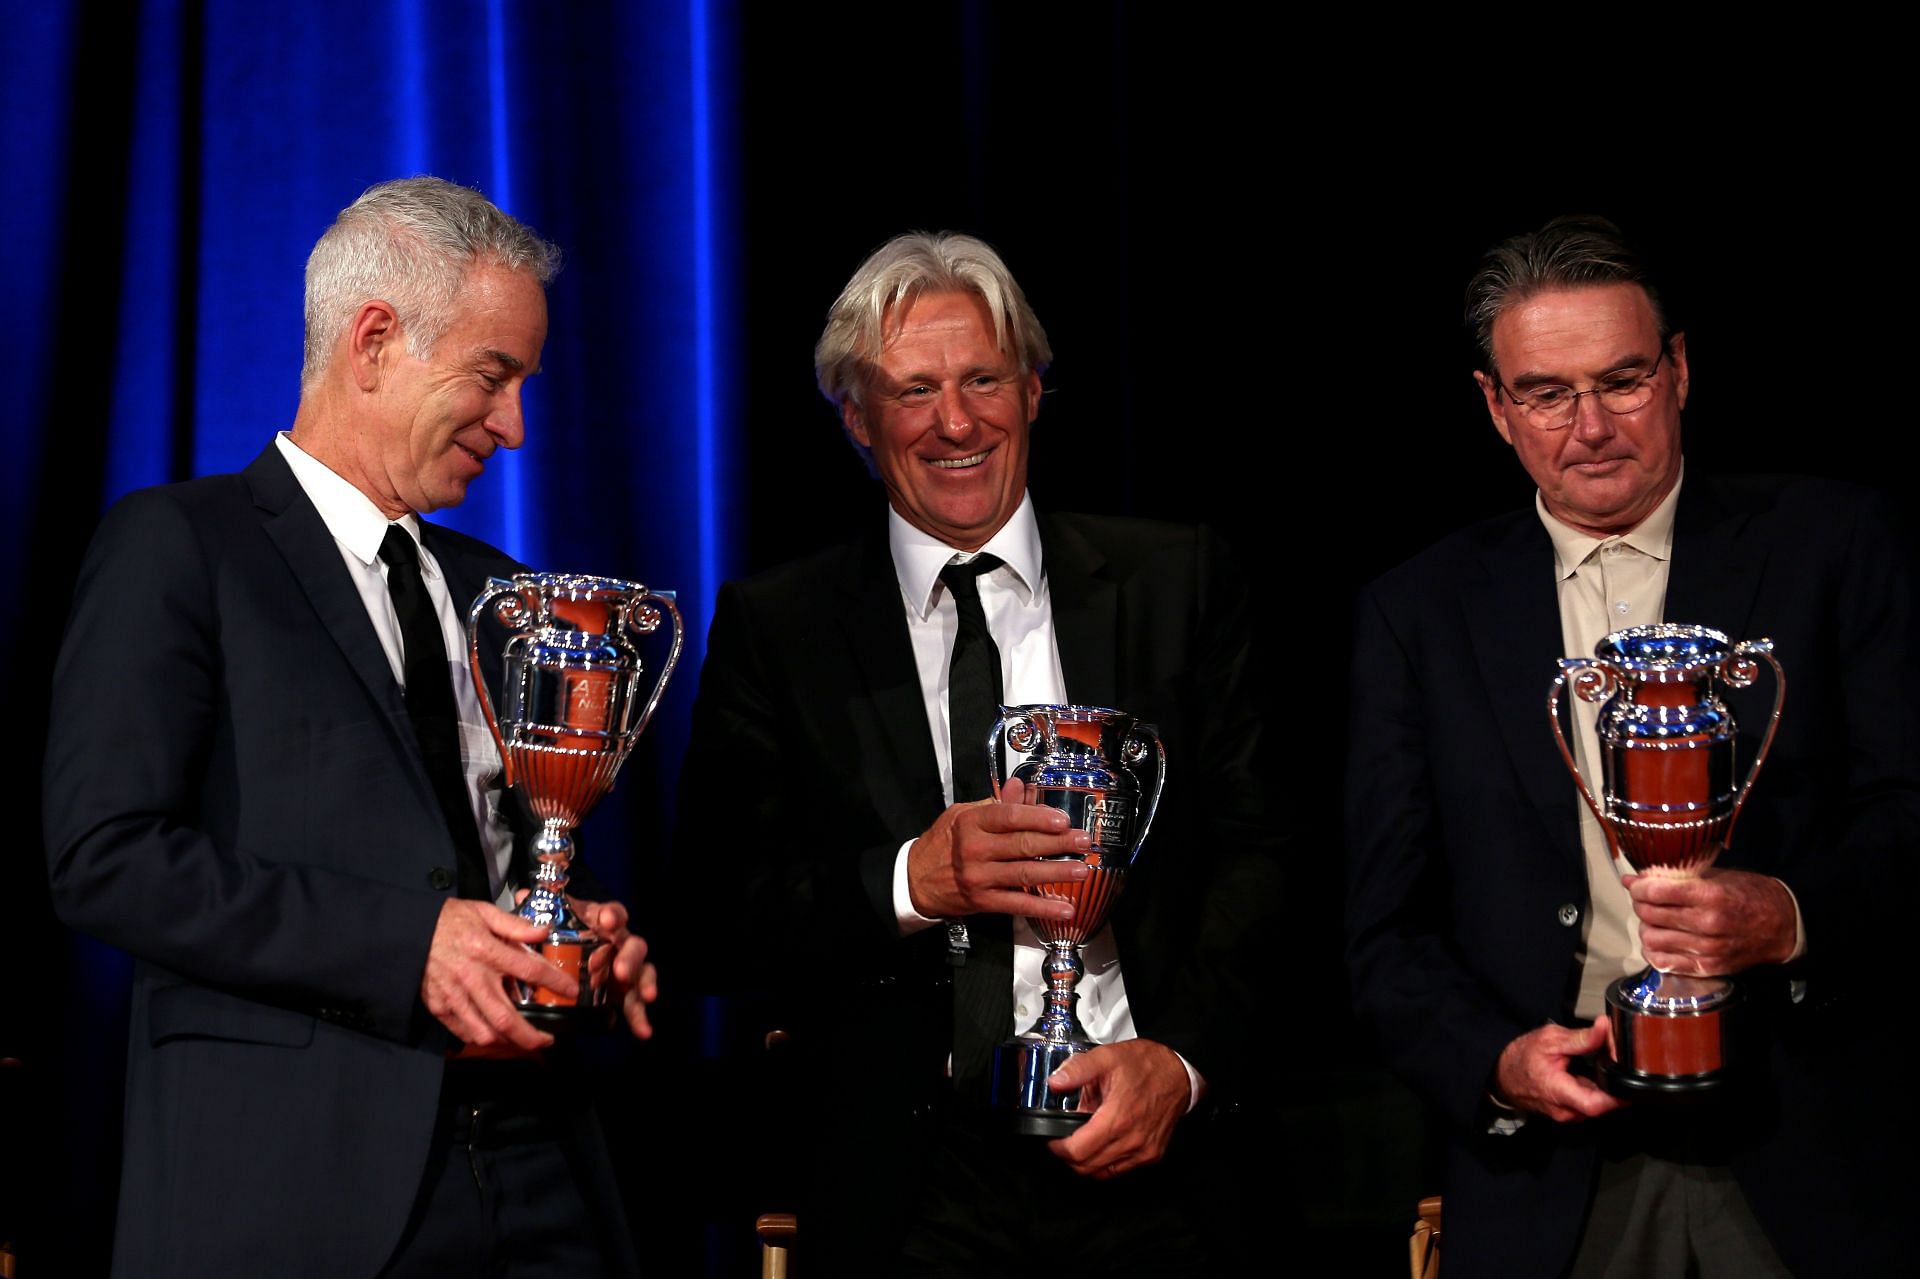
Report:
1549,624,1783,1097
986,704,1165,1135
468,574,682,1030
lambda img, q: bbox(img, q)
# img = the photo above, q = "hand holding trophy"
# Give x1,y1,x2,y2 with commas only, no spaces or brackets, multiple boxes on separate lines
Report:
1550,623,1784,1096
468,574,682,1030
986,705,1165,1135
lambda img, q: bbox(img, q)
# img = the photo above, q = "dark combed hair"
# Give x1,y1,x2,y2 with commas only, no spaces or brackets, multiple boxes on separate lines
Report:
1465,215,1669,373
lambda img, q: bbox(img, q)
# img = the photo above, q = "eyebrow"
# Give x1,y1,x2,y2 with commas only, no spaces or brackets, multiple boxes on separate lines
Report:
1507,352,1657,387
477,348,541,377
882,361,1012,390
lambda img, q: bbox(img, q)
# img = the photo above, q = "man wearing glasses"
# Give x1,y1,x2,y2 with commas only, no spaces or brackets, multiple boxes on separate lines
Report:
1346,216,1914,1276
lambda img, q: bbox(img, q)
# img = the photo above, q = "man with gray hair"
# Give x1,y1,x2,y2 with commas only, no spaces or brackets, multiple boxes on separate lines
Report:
1346,215,1916,1276
678,231,1280,1273
45,177,652,1277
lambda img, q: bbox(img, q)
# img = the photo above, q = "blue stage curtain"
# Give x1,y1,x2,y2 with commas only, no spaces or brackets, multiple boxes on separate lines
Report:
5,2,736,1270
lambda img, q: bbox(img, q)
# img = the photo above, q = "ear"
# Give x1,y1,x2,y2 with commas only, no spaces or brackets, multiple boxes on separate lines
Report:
1022,369,1043,424
346,300,402,392
1473,370,1517,447
840,395,872,450
1667,332,1689,410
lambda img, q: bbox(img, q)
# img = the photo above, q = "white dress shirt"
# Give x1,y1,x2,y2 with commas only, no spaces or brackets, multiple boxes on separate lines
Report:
275,432,517,904
882,493,1200,1105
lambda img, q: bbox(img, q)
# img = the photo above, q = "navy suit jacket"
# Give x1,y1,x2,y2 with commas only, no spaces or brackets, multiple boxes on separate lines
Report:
1346,475,1919,1277
44,445,628,1277
675,511,1283,1260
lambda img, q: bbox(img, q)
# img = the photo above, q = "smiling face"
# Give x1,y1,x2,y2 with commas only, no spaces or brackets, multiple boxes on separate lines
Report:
841,290,1040,550
357,262,548,517
1474,282,1688,537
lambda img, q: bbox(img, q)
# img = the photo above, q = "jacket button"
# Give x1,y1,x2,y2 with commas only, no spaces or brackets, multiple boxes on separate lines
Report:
1557,903,1580,927
428,867,455,890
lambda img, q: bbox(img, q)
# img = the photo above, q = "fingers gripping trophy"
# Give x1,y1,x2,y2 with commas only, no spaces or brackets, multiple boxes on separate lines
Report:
985,705,1165,1135
1550,624,1784,1096
468,574,682,1029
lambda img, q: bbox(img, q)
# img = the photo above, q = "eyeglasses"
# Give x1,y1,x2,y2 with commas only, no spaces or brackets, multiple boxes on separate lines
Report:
1494,347,1670,430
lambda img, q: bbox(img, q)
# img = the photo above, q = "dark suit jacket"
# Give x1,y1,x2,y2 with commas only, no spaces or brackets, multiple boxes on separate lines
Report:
43,445,631,1277
675,511,1282,1259
1346,474,1919,1277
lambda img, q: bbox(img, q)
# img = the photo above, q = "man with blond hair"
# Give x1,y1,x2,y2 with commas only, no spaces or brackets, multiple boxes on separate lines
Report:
678,231,1281,1274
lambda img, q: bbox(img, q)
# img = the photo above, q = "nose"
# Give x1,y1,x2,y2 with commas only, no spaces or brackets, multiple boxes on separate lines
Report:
487,386,527,450
937,384,973,437
1567,391,1616,443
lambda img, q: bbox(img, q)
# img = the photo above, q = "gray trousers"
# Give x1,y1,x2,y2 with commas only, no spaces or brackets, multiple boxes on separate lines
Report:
1567,1151,1793,1279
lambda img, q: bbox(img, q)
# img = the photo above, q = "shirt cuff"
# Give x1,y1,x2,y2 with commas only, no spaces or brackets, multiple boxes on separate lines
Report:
892,838,941,935
1174,1051,1205,1114
1484,1089,1527,1136
1776,876,1808,961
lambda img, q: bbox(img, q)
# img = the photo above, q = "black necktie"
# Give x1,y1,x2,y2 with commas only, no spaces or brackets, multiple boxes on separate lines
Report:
938,554,1015,1093
940,554,1005,805
379,525,490,901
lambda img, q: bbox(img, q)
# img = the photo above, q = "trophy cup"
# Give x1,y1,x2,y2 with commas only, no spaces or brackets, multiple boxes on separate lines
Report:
985,705,1165,1135
468,574,682,1029
1549,624,1784,1096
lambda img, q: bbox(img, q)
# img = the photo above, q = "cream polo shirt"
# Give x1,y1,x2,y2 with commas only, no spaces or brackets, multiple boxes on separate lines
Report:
1540,466,1803,1021
1541,474,1681,1020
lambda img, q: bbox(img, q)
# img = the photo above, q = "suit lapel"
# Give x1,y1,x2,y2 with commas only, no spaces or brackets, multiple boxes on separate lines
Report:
1666,478,1764,638
1465,515,1586,871
833,512,1119,822
427,532,495,640
247,445,405,719
837,527,947,826
1039,514,1117,709
420,523,518,696
1459,479,1760,880
424,526,537,869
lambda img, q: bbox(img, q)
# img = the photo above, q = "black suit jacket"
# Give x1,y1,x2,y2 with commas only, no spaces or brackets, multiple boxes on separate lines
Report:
1345,474,1919,1277
43,445,630,1277
676,510,1282,1256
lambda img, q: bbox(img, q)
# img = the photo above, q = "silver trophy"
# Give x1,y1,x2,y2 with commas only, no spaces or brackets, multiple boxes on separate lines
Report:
1550,624,1784,1095
986,705,1165,1135
468,574,682,1029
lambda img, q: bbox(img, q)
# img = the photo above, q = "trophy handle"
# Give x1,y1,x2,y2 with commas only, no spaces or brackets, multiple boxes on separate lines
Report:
1123,723,1167,862
617,589,684,750
466,577,526,788
985,709,1039,802
1719,639,1785,851
1548,659,1622,861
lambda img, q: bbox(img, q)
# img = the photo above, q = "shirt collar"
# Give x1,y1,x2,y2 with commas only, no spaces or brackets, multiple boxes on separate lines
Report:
1537,461,1684,581
275,432,428,572
888,492,1044,620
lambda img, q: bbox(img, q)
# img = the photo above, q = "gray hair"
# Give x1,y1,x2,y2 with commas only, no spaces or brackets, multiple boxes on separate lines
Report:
301,176,561,389
814,230,1052,412
1465,215,1670,374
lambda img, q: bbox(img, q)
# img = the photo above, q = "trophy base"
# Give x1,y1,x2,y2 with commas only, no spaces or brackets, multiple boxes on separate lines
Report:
991,1034,1093,1136
1598,1054,1729,1099
516,1000,619,1033
1602,970,1738,1100
1010,1108,1089,1138
511,935,613,1033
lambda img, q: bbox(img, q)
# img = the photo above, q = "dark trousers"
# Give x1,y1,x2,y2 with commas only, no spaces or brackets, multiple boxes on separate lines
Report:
379,1060,614,1279
894,1101,1224,1278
